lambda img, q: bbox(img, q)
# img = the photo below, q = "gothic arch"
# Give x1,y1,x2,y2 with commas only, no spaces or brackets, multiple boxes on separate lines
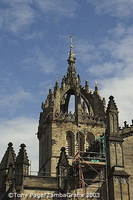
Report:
66,131,75,156
80,94,94,116
77,132,85,152
61,89,76,113
110,113,118,133
116,143,123,166
113,114,118,133
86,132,95,150
110,114,114,133
60,89,94,116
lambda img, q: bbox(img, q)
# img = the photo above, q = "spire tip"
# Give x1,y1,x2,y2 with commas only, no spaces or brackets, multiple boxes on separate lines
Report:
67,35,76,65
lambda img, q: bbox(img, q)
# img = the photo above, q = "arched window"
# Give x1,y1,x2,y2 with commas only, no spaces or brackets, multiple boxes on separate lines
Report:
116,144,123,166
66,132,75,156
86,133,95,150
68,95,75,113
80,95,94,116
110,114,114,133
113,114,118,133
77,132,85,152
81,97,89,114
60,90,76,114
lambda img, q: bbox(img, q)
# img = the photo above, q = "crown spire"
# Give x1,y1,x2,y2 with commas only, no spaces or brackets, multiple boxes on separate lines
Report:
67,35,76,65
67,36,76,77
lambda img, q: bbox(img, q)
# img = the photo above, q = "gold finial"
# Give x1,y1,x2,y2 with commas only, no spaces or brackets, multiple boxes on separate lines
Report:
68,35,76,64
70,35,73,49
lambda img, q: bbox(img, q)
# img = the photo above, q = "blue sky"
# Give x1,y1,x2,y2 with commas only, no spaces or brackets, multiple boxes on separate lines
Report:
0,0,133,171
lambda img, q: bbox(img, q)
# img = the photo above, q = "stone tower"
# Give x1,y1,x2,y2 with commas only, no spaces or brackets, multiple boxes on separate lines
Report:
0,143,16,195
15,144,30,191
37,42,106,176
106,96,130,200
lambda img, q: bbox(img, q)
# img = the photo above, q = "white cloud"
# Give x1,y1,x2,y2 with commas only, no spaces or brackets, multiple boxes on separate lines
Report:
35,0,79,17
108,24,133,38
76,40,103,64
0,117,38,171
100,26,133,124
22,31,44,40
87,62,124,77
0,88,33,111
0,0,79,33
0,0,35,33
23,48,56,73
77,24,133,125
78,24,133,78
100,77,133,126
87,0,133,17
39,80,55,96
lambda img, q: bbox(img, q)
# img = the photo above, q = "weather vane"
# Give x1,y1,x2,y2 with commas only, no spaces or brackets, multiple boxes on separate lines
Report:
95,80,98,87
69,35,74,49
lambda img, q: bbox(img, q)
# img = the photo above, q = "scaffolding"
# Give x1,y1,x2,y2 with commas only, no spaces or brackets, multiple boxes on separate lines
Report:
71,134,109,200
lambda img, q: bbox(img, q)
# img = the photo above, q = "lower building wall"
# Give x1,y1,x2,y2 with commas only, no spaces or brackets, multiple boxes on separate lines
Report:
14,175,58,200
123,136,133,200
70,183,103,200
113,177,122,200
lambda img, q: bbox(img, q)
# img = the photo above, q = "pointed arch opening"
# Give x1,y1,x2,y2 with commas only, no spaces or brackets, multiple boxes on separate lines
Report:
110,114,118,133
66,131,75,156
60,90,94,117
68,95,75,114
61,89,76,114
80,95,94,116
77,132,85,152
86,132,95,150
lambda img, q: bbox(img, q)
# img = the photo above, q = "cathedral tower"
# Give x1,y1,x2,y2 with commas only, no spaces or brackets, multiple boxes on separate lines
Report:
37,41,106,176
